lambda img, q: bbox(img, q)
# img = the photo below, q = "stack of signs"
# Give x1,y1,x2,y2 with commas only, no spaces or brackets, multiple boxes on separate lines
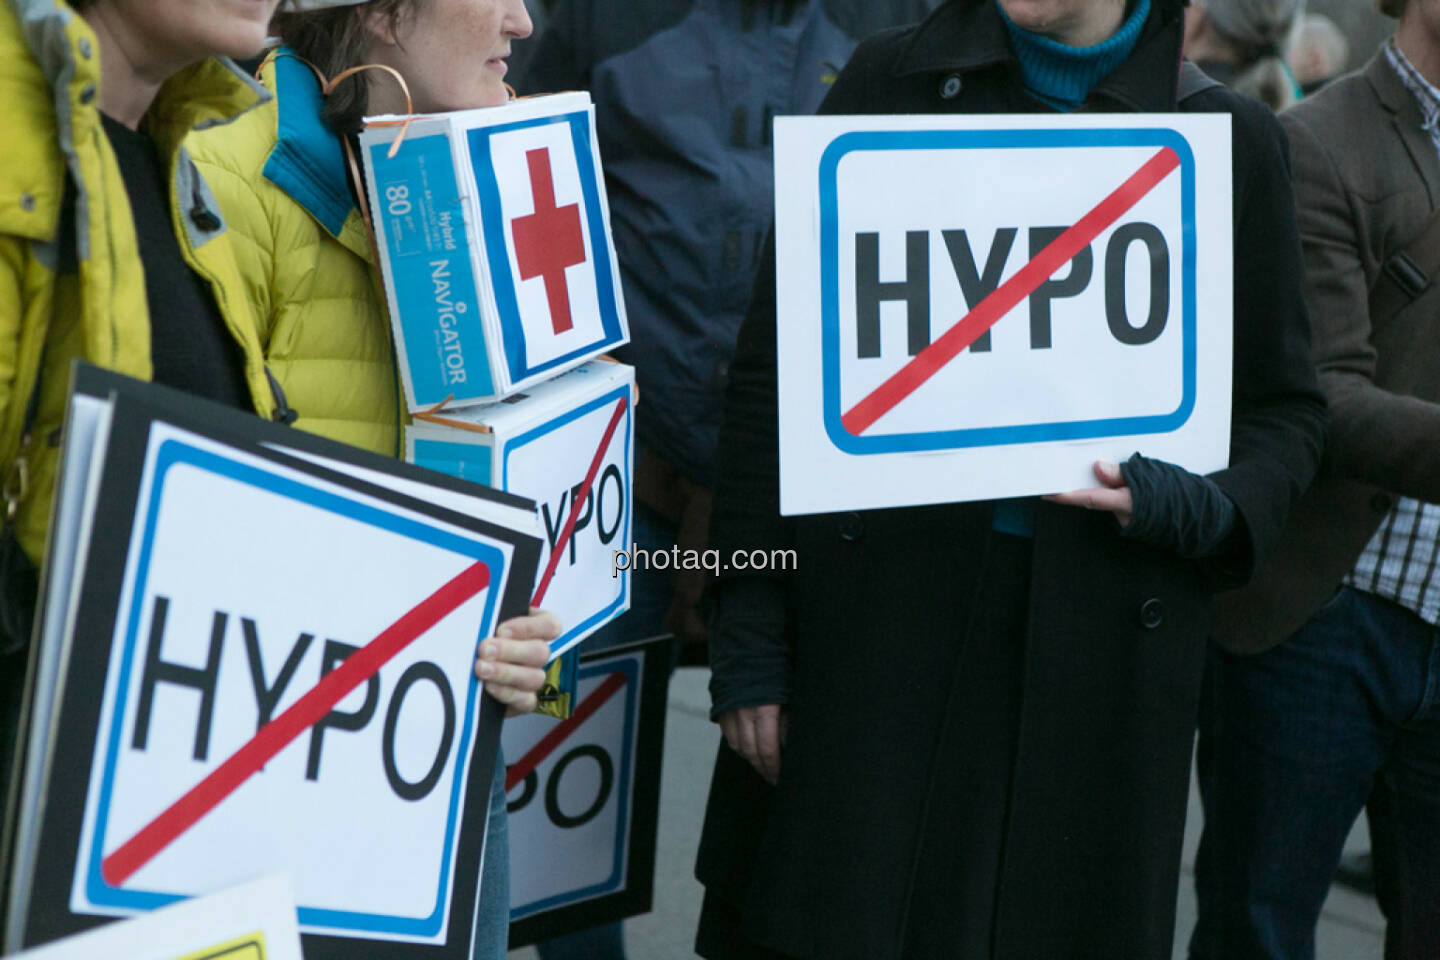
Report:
771,112,1233,514
406,360,635,659
501,636,670,948
361,91,630,410
1,366,543,960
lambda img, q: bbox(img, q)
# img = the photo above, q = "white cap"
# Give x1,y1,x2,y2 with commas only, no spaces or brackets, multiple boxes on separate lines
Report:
283,0,369,10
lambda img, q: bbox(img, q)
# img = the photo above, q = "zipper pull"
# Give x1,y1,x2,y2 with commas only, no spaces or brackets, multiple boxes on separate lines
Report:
4,432,34,523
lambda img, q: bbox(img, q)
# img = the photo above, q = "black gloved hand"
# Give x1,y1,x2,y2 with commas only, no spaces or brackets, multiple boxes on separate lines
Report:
1119,453,1238,559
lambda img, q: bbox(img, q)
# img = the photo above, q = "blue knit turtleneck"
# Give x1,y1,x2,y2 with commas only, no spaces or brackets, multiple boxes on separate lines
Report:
1000,0,1150,111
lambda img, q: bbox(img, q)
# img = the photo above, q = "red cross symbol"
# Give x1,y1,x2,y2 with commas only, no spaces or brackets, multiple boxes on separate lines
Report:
512,147,586,335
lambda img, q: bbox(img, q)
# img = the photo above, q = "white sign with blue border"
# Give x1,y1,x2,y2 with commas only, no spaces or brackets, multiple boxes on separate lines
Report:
69,422,513,945
363,93,630,410
406,361,635,661
502,651,640,919
773,113,1233,515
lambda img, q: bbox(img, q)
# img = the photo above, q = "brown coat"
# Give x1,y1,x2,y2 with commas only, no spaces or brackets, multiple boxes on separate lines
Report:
1213,53,1440,655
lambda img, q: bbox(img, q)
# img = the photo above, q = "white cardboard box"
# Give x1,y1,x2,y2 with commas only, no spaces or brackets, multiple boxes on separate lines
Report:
406,361,636,658
362,92,630,411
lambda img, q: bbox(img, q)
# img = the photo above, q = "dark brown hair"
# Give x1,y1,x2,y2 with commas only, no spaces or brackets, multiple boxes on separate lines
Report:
1377,0,1406,19
271,0,417,135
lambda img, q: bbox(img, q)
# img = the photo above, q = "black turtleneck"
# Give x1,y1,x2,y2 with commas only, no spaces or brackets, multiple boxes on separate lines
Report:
101,113,252,411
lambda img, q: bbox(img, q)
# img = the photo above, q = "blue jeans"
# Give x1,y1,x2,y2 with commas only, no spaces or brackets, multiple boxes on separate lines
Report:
1192,586,1440,960
475,756,511,960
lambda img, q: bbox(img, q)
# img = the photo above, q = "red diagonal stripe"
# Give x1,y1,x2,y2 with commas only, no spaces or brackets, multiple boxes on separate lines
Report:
101,560,493,887
505,671,627,791
531,395,629,607
841,146,1180,436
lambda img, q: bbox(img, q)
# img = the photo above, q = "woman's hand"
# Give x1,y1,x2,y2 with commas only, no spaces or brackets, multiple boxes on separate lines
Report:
1047,454,1240,561
1045,460,1133,527
718,704,788,786
474,607,561,717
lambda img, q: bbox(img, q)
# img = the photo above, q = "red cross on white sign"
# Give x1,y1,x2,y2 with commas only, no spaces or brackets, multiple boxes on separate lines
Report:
512,147,587,335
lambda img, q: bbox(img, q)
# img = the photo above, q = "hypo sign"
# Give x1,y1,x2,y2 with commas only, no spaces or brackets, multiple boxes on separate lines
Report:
499,637,668,949
773,114,1233,515
70,425,513,945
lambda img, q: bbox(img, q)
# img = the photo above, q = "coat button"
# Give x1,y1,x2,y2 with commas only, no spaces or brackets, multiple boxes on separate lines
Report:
839,512,864,541
79,83,95,105
940,74,963,99
190,206,221,232
78,37,92,59
1139,598,1165,630
19,193,35,212
1370,492,1393,513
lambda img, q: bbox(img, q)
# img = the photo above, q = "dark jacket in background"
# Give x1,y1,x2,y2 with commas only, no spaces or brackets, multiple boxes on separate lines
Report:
515,0,936,485
696,0,1327,957
1211,53,1440,654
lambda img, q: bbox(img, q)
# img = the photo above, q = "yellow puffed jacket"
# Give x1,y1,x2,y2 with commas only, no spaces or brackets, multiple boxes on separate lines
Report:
0,0,280,566
187,52,399,456
189,51,572,713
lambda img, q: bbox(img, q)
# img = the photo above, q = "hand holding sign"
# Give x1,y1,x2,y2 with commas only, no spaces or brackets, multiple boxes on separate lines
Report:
476,608,562,716
773,112,1234,515
1045,460,1133,526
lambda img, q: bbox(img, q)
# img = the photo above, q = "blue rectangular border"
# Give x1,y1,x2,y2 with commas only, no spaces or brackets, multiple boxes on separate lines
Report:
508,655,639,920
501,386,631,656
467,112,626,385
83,438,506,939
819,128,1197,455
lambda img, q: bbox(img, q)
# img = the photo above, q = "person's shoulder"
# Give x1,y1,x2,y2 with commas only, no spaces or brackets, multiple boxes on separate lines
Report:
824,19,924,104
184,63,288,250
186,70,278,187
822,0,940,42
1280,68,1379,142
1181,80,1284,141
0,1,68,242
847,20,928,70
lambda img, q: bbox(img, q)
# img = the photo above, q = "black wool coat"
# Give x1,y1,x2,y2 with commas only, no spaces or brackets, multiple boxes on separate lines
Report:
695,1,1327,958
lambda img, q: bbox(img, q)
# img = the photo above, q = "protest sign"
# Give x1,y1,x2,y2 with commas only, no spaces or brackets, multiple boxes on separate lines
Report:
2,367,541,959
772,113,1233,514
407,361,635,659
7,875,301,960
361,92,630,410
502,637,669,947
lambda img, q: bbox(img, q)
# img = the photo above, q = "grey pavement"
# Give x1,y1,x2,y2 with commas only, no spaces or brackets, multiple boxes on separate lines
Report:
514,668,1386,960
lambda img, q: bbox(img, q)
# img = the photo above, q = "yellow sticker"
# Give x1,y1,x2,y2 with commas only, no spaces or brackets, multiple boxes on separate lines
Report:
170,932,267,960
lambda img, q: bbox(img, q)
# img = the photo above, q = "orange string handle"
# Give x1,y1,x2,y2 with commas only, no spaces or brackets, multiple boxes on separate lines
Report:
326,62,416,159
411,395,494,435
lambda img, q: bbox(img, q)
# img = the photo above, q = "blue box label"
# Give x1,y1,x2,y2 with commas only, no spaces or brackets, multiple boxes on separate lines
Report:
371,134,496,405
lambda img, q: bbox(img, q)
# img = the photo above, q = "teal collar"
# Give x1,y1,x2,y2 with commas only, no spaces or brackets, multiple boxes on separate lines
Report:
1000,0,1150,111
262,49,354,238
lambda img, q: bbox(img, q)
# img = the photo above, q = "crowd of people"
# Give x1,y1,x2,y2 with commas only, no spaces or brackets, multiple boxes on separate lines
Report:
1,0,1436,959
